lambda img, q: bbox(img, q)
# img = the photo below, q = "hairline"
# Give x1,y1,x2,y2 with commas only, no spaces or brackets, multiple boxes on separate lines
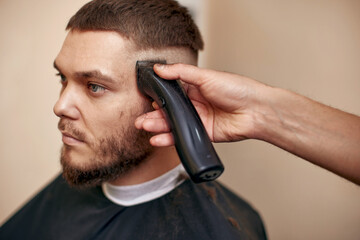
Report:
67,26,199,61
66,28,198,65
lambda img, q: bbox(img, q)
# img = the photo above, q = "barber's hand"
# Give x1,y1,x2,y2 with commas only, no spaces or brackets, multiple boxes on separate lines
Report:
135,63,267,147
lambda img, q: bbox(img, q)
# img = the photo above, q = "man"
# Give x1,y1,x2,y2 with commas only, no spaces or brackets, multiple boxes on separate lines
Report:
0,0,266,239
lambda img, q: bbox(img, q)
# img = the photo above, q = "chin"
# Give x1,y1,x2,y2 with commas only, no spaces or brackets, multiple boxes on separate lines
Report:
59,144,152,187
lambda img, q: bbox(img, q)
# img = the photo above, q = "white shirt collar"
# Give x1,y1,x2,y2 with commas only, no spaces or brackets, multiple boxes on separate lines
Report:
102,164,188,206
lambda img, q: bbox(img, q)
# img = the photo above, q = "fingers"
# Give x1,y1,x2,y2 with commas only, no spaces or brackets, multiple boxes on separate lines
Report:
150,133,175,147
154,63,210,87
135,109,175,147
135,110,170,132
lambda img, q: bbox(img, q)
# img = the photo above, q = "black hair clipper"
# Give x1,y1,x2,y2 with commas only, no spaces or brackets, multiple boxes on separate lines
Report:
136,61,224,183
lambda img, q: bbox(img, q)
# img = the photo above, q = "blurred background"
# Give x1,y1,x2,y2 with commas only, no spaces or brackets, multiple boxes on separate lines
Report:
0,0,359,239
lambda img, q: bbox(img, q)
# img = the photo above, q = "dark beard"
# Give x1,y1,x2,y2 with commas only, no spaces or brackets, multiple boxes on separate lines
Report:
61,126,153,187
59,103,154,187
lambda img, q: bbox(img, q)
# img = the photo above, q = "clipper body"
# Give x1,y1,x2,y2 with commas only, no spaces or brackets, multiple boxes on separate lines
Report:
136,61,224,183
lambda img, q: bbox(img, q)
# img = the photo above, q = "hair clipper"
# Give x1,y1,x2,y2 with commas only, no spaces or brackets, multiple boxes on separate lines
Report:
136,61,224,183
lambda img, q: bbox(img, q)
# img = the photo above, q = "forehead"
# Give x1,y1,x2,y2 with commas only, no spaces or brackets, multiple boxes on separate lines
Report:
55,30,135,79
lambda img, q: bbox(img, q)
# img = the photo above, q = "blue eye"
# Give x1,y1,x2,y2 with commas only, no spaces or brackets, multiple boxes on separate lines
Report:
88,83,106,93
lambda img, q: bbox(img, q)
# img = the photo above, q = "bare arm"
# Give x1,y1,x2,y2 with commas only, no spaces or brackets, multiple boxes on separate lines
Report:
135,63,360,185
256,86,360,184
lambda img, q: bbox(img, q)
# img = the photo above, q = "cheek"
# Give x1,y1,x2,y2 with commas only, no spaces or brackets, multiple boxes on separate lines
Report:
98,107,128,131
83,89,151,139
81,104,124,140
95,99,149,134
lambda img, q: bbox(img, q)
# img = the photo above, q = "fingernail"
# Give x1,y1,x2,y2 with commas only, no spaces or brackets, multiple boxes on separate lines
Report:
152,101,160,109
134,116,144,128
154,63,165,70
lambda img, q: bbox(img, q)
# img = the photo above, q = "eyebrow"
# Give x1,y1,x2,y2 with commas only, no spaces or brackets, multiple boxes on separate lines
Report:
53,61,117,84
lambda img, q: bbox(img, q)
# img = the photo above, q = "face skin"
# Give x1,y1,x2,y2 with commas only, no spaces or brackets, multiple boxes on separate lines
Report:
53,30,155,187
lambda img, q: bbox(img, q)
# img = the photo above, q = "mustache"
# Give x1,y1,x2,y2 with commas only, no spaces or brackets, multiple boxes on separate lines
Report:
58,120,86,142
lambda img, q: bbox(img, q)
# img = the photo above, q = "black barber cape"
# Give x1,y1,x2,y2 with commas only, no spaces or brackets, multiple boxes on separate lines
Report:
0,174,266,239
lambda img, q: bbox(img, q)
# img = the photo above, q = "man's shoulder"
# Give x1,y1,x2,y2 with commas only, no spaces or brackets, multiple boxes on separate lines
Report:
174,179,259,212
176,180,267,238
114,180,267,240
3,174,107,215
0,174,120,239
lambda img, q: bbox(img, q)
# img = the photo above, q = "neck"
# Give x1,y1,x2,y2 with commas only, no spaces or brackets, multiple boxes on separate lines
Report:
109,146,181,186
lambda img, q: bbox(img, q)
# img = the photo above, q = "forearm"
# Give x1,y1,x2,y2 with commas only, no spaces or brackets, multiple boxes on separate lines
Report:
254,86,360,184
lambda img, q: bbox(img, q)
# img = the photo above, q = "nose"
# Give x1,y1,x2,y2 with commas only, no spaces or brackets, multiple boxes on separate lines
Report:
53,84,81,120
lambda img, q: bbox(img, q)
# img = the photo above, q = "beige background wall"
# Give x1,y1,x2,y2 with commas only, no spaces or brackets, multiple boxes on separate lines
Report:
0,1,359,239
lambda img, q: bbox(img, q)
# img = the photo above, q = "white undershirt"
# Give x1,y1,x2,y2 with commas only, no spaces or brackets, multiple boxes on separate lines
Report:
102,164,188,206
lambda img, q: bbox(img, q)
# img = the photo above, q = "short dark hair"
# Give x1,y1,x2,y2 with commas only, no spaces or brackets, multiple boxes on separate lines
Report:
66,0,204,56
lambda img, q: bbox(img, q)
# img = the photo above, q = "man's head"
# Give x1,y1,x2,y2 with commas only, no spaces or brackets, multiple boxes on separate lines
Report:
66,0,203,59
53,0,203,187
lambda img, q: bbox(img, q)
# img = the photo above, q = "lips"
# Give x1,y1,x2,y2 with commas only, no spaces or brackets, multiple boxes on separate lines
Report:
61,131,85,145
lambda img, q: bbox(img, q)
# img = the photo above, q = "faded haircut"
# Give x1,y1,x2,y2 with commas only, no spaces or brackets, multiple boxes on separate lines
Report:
66,0,204,57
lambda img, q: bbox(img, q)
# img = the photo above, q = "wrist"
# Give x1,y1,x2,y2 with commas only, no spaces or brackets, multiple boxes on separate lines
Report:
251,85,310,154
250,85,290,143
